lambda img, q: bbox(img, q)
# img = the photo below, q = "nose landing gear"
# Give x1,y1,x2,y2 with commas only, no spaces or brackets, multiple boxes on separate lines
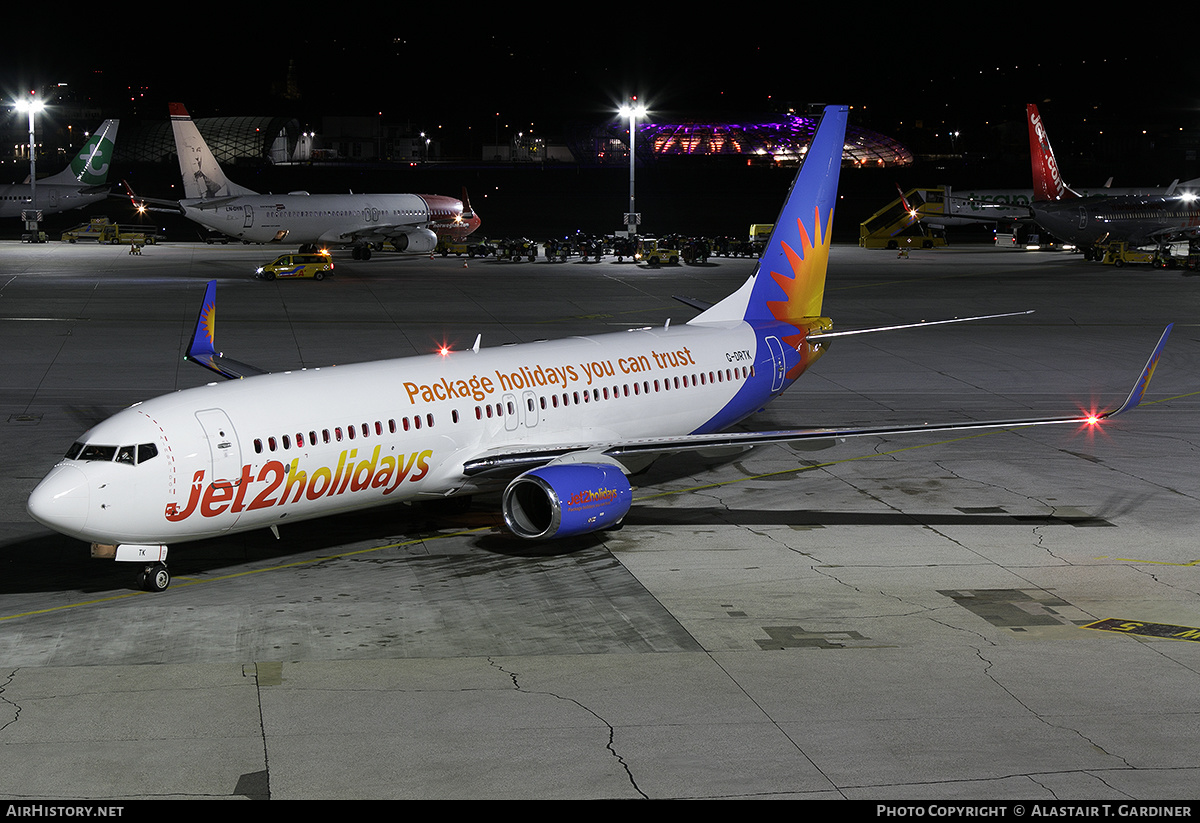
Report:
137,562,171,592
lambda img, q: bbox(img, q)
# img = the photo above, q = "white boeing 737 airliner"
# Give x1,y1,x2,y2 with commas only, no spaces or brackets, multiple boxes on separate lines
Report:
27,106,1172,592
129,104,478,258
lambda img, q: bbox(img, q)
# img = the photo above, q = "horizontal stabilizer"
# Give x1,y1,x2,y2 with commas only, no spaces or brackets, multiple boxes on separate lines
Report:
673,295,714,311
808,311,1033,341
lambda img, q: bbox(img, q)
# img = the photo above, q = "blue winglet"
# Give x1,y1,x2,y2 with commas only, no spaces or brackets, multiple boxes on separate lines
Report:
186,280,218,364
183,280,266,380
1108,324,1172,418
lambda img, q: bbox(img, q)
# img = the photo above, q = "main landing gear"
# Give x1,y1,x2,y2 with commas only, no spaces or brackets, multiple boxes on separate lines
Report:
137,562,171,593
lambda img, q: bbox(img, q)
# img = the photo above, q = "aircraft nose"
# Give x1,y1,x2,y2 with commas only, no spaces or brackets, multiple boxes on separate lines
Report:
27,464,90,535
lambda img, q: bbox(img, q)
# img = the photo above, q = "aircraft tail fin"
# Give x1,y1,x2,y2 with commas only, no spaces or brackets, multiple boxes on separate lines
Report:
1027,103,1078,201
169,103,257,200
691,104,847,327
42,120,119,187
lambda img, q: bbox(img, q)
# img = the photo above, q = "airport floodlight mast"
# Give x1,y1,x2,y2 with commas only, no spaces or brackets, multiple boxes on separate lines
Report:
13,92,45,235
618,97,647,237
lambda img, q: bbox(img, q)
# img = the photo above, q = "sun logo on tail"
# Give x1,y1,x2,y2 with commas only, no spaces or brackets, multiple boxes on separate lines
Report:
766,204,833,324
201,301,216,348
763,204,833,378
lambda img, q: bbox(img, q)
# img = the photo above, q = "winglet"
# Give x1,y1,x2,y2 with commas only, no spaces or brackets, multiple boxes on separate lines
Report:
1106,324,1172,418
186,281,218,364
183,280,267,380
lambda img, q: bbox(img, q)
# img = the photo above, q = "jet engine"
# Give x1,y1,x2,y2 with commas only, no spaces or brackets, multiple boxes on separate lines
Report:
392,228,438,253
501,463,632,540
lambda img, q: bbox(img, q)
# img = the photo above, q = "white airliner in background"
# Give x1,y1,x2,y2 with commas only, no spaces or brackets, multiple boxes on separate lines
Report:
0,119,119,218
129,103,479,259
27,106,1172,592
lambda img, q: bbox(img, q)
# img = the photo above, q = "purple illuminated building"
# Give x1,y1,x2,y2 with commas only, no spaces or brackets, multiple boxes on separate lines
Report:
575,113,912,168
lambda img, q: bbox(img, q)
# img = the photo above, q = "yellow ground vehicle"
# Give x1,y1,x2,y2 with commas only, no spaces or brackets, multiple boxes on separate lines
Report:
255,252,334,281
1096,242,1175,268
635,237,680,266
61,217,155,246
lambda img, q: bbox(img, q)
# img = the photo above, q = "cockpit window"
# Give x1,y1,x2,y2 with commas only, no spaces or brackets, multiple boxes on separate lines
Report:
78,444,117,462
67,442,159,465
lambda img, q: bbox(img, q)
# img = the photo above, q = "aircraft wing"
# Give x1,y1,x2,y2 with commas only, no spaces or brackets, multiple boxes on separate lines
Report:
117,181,188,215
120,181,248,215
944,198,1035,221
115,183,183,215
182,281,270,380
1145,224,1200,243
461,324,1172,478
335,223,416,242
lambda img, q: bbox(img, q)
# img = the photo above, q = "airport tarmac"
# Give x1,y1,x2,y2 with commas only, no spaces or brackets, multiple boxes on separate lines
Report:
0,239,1197,801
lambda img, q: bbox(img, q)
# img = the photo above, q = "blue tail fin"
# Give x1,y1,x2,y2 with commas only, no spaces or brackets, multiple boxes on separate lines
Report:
691,105,847,326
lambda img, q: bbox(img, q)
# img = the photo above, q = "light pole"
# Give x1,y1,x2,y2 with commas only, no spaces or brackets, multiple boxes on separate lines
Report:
14,92,45,234
618,98,646,237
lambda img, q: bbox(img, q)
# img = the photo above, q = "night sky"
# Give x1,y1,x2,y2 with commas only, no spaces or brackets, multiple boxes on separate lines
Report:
1,19,1182,145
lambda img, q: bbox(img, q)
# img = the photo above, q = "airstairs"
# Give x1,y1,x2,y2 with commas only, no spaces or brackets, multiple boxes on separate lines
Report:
859,187,949,249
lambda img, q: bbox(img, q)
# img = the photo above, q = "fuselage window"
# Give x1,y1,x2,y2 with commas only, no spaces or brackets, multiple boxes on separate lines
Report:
347,426,355,440
296,433,305,448
254,439,263,454
426,413,434,427
268,437,277,451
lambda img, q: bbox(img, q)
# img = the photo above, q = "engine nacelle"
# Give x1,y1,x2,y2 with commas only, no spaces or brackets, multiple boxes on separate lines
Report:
392,228,438,253
502,463,632,540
